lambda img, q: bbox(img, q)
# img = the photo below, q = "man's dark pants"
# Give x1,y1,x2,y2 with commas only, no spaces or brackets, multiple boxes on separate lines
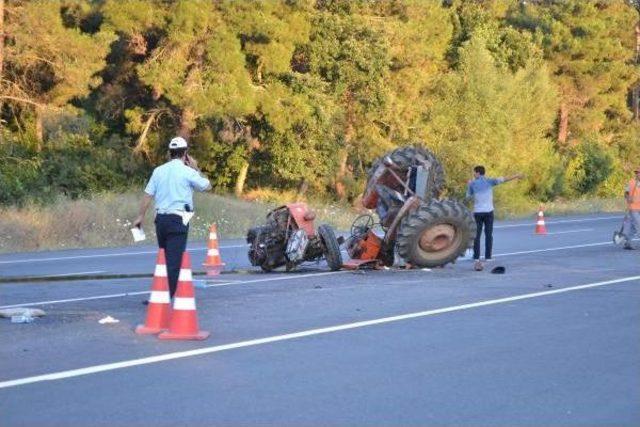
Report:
473,211,494,260
155,214,189,297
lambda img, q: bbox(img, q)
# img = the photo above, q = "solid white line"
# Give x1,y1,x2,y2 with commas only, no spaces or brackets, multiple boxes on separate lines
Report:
1,274,638,390
0,244,248,265
545,228,592,235
30,271,107,278
0,271,349,309
494,241,611,258
494,215,621,229
204,270,350,288
0,291,151,309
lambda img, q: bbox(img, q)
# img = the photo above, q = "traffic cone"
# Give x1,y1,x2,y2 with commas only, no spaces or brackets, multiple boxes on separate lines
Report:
535,206,548,235
203,223,225,276
159,252,210,341
136,249,171,334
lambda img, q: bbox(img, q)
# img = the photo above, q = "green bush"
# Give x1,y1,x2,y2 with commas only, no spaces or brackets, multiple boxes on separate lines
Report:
0,142,44,205
565,140,613,196
0,131,150,206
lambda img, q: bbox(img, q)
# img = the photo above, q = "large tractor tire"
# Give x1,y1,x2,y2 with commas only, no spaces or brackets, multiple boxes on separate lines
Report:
363,145,446,209
318,224,343,271
396,199,475,268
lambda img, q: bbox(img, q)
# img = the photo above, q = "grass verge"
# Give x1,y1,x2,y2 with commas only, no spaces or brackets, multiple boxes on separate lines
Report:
0,191,359,253
0,191,625,254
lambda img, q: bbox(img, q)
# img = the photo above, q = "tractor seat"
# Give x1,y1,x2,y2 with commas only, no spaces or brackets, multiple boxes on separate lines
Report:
303,210,316,221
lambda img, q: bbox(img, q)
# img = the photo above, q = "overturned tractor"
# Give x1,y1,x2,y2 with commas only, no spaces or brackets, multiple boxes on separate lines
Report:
247,203,343,272
346,146,475,268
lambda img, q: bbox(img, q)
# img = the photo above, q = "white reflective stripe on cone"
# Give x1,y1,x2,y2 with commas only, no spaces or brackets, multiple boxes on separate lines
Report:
149,291,170,304
537,221,545,225
154,264,168,277
209,232,217,240
178,268,192,282
173,297,196,310
207,248,219,256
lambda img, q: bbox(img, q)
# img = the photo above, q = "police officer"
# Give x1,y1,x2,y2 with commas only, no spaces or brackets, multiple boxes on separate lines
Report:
133,137,211,297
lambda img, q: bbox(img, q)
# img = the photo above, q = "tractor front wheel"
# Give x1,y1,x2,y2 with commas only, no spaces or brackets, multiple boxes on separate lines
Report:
318,224,343,271
396,199,475,268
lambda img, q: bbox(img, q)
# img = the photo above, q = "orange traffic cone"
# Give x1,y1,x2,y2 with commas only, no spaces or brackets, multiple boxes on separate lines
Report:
159,252,210,341
136,249,172,334
535,206,548,235
203,223,225,276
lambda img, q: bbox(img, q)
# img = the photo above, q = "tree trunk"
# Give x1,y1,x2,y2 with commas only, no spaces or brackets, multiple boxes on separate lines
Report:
297,179,309,199
34,106,43,150
633,86,640,121
0,0,4,79
557,103,569,145
635,21,640,63
0,0,5,119
334,149,348,199
178,108,195,139
235,160,249,197
134,110,158,156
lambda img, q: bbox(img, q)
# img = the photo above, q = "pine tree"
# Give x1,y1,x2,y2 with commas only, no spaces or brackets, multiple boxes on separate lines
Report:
1,0,113,146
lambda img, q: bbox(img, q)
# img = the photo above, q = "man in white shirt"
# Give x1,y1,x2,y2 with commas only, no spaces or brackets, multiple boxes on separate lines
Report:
133,137,211,297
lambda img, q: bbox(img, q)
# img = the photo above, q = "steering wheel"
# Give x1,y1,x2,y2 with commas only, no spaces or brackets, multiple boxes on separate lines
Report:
350,214,375,239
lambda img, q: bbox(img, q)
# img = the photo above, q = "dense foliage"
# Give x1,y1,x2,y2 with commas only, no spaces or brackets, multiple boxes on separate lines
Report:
1,0,639,206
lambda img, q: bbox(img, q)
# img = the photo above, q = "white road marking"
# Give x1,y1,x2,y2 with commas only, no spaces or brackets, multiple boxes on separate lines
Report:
543,228,592,235
0,215,622,265
0,291,150,309
0,271,350,309
0,244,248,265
30,271,107,278
494,215,621,229
203,270,350,288
0,238,629,308
494,241,612,258
1,274,637,390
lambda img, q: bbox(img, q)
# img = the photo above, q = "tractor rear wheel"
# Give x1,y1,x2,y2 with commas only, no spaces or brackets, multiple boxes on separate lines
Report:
367,145,445,200
318,224,343,271
396,199,475,268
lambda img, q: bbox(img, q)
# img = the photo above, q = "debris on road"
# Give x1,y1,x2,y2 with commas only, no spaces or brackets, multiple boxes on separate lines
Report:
0,307,46,319
98,316,120,324
491,266,506,274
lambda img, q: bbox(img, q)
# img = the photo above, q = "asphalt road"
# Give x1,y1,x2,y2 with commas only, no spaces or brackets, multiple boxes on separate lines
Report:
0,213,638,426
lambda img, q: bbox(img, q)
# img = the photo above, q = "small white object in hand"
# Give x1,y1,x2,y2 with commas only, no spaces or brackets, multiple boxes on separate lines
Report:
130,227,146,242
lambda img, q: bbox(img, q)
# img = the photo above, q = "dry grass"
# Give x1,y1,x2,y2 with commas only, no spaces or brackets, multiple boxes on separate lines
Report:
0,191,360,253
0,191,625,253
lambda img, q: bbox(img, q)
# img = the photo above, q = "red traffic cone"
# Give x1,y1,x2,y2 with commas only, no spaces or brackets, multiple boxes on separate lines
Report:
136,249,172,334
203,223,225,276
535,206,548,235
159,252,210,341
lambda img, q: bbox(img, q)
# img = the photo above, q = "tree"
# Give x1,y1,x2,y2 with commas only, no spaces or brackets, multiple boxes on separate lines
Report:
507,0,640,147
95,0,170,157
425,35,560,203
366,0,454,145
1,0,113,146
302,5,391,199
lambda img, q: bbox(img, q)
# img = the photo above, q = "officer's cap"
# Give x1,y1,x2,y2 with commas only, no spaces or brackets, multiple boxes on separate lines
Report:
169,137,188,149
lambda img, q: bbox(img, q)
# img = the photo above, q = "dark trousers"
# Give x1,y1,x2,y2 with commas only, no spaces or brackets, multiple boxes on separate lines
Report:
473,211,494,260
155,214,189,297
